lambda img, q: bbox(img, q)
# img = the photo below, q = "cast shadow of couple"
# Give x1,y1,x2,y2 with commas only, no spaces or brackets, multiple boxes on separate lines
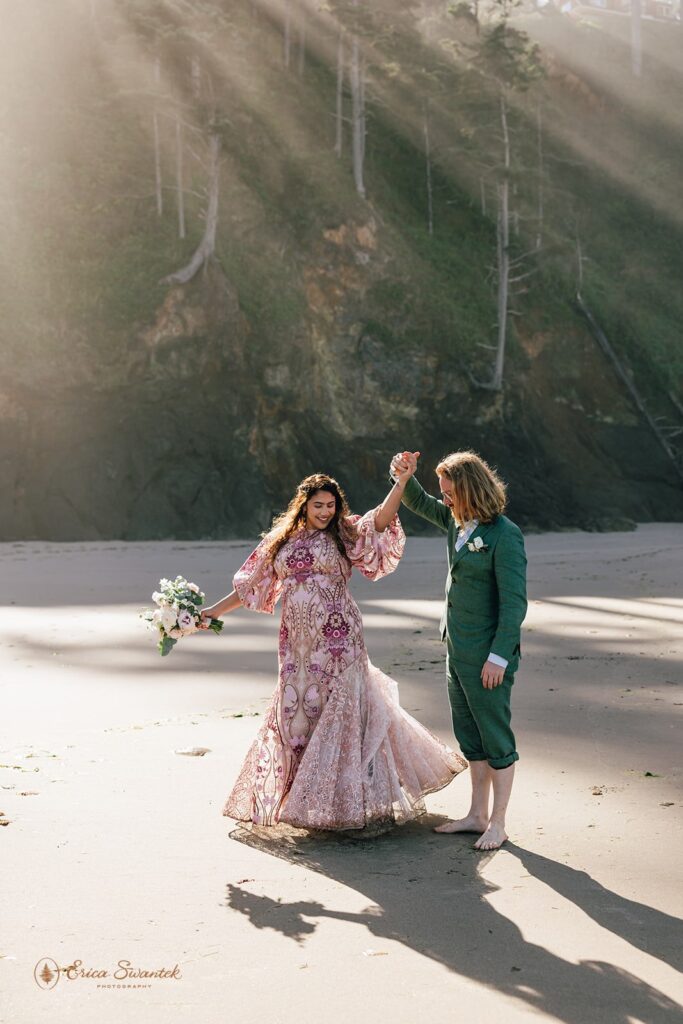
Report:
225,818,681,1024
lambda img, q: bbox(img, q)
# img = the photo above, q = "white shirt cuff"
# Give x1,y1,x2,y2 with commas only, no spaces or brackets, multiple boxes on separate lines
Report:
487,652,508,668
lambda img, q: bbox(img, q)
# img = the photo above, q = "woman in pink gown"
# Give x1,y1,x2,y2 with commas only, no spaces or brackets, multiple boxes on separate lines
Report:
200,471,467,832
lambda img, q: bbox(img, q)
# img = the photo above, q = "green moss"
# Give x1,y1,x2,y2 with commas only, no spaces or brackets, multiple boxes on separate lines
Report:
218,241,305,341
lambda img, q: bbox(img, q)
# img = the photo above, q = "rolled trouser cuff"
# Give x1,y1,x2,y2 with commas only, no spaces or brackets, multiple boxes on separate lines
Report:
488,751,519,770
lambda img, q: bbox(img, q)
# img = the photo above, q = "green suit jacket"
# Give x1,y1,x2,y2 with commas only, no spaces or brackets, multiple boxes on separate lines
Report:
400,475,528,670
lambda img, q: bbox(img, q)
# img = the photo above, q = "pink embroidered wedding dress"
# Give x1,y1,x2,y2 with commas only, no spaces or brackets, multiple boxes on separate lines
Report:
223,506,467,831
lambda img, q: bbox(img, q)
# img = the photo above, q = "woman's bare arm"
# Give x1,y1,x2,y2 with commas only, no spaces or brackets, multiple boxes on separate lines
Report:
200,589,243,625
374,454,418,532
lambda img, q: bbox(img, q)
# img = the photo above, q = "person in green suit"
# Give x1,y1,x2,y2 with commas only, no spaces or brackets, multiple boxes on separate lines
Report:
390,449,527,850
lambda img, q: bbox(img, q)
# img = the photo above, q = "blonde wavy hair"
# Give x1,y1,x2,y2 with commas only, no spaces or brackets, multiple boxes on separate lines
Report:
261,473,353,563
435,450,507,524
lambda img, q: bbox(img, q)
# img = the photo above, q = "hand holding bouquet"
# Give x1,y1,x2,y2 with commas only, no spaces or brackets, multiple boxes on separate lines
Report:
140,575,224,656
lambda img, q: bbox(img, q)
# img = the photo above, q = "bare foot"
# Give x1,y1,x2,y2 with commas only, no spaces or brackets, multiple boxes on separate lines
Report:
474,822,508,850
433,815,489,834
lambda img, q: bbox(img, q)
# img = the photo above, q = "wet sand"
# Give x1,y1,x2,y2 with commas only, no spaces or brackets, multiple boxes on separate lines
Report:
1,525,682,1023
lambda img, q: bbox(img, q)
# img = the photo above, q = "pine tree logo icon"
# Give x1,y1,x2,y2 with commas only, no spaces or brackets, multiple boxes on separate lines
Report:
34,957,60,989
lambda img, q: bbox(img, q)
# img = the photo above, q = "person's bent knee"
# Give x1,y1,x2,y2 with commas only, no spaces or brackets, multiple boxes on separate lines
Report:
488,751,519,770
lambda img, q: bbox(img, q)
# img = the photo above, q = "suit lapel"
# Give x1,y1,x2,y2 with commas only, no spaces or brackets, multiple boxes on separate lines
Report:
452,518,499,567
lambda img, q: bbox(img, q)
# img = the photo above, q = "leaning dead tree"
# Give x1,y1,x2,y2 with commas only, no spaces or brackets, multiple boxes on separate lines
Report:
160,132,221,285
576,291,683,484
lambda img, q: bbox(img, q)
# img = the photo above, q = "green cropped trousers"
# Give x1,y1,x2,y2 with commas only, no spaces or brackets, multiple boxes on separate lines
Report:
446,639,519,770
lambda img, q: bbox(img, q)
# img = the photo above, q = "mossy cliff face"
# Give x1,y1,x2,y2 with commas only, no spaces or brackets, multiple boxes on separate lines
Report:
2,218,679,542
0,2,681,540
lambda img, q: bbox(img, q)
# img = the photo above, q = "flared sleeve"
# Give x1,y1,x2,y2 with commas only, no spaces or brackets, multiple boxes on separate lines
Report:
343,505,406,582
233,535,283,614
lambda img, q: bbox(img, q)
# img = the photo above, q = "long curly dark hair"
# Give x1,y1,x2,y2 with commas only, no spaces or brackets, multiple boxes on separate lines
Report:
261,474,353,564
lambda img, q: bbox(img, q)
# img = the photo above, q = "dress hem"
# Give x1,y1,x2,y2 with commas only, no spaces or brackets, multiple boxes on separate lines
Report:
221,756,468,831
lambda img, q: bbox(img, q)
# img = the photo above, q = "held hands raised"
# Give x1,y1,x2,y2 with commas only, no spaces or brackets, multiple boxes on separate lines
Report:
390,450,420,485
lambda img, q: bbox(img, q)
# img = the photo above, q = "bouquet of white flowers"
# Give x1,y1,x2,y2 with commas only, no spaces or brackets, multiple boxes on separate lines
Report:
140,575,223,656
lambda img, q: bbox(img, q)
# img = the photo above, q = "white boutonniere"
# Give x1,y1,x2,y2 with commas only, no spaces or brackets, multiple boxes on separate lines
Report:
467,536,488,552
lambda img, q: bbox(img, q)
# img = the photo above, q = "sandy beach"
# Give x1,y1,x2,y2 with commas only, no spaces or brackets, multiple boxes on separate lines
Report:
1,525,682,1024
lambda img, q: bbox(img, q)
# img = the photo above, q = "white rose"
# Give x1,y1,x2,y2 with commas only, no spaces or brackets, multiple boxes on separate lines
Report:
473,536,484,550
161,606,177,633
168,627,183,639
187,583,201,594
152,591,164,605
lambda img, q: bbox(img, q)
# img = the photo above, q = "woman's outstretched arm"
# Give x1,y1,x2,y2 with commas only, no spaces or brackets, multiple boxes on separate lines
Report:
374,455,418,532
200,589,242,625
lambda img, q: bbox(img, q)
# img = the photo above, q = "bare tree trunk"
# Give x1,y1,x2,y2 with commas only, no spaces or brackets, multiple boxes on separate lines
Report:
335,31,344,158
631,0,642,77
492,92,510,391
536,98,544,250
175,117,186,240
350,36,366,198
283,0,291,68
191,56,201,99
160,133,220,285
153,57,163,217
359,53,366,165
298,9,306,77
423,104,434,236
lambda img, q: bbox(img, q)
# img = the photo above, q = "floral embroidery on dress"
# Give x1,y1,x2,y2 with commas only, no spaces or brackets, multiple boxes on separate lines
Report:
223,507,467,829
285,544,316,582
322,610,350,658
278,623,290,658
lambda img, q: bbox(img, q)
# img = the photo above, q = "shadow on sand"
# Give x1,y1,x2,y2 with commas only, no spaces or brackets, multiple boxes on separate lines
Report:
225,818,681,1024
